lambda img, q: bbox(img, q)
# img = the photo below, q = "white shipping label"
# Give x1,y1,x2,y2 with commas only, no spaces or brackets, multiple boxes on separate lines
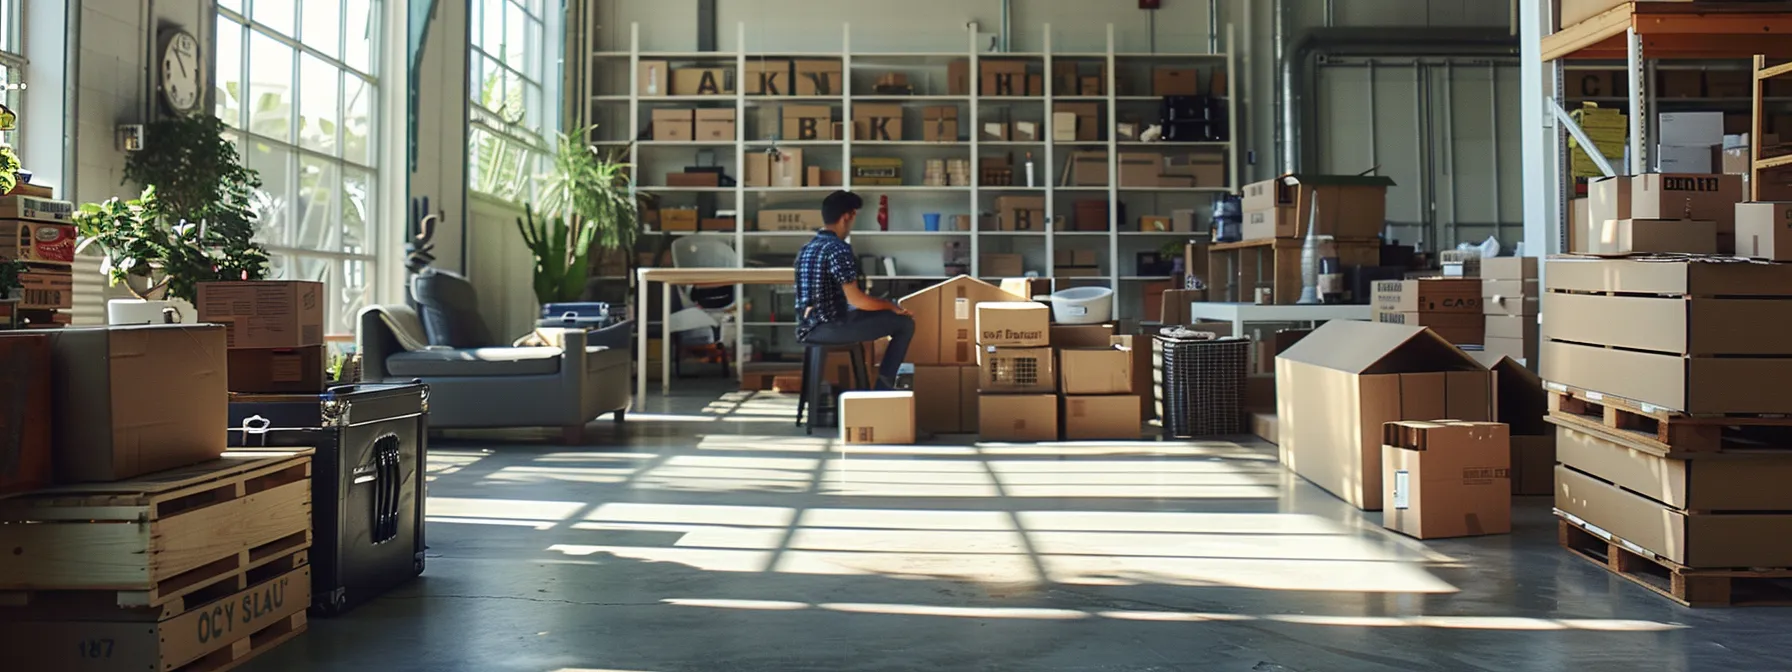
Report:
1393,470,1411,510
954,298,970,320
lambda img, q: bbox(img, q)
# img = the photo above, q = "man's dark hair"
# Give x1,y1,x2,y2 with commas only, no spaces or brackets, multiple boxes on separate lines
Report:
822,190,863,225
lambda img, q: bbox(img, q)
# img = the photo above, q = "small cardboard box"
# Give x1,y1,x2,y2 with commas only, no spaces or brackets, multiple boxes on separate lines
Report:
659,208,700,231
979,394,1058,442
0,333,51,494
744,59,791,95
228,345,327,394
781,105,832,140
1153,67,1200,96
976,301,1049,347
1059,346,1133,395
743,152,771,187
700,218,735,232
1239,174,1396,240
840,391,915,445
980,253,1024,278
979,59,1029,96
1062,395,1142,440
1277,320,1491,511
0,221,76,265
672,67,735,96
1735,202,1792,260
197,281,326,349
1052,102,1100,141
637,60,670,96
1053,248,1098,267
948,59,971,95
994,195,1046,232
19,269,73,310
900,277,1027,366
1381,420,1512,539
853,103,905,141
913,365,981,434
695,108,736,141
1630,173,1743,242
666,172,720,188
1139,216,1171,232
44,325,228,483
1051,112,1077,142
757,209,823,232
1589,218,1718,255
794,59,843,96
1373,278,1483,314
651,108,694,141
1481,256,1538,281
1117,153,1159,188
1013,120,1039,141
980,346,1056,393
1069,151,1110,187
923,106,959,142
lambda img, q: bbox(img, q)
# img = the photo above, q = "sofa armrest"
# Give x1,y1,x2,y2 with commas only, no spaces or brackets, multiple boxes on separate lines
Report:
358,306,397,380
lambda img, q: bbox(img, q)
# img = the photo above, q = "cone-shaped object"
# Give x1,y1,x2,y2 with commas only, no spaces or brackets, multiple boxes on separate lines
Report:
1296,193,1322,305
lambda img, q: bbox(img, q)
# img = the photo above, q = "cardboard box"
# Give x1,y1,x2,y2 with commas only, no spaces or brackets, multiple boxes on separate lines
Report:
1062,395,1142,440
1158,289,1201,326
1117,153,1159,187
781,105,832,141
979,394,1058,442
0,221,76,265
1252,412,1278,444
1558,424,1792,511
899,277,1027,366
1053,248,1097,267
1481,257,1538,281
1735,201,1792,260
19,269,72,310
666,171,720,187
1481,279,1537,300
1059,346,1133,395
1001,277,1052,302
913,365,980,434
637,60,670,96
1153,67,1199,96
1165,154,1227,187
1240,174,1396,240
743,152,771,187
1588,218,1717,255
980,346,1056,393
1052,102,1100,141
1276,321,1491,510
980,253,1023,278
1373,311,1485,346
1373,278,1482,314
1381,420,1512,539
1585,176,1631,253
197,281,326,349
659,208,699,231
948,59,971,95
228,345,326,393
1069,151,1109,187
1013,120,1040,141
980,60,1029,96
976,301,1049,347
923,106,959,142
0,196,73,223
1051,112,1077,142
1510,434,1556,496
772,148,806,187
744,59,791,96
757,209,824,232
1556,464,1792,568
1542,282,1792,361
1657,144,1713,173
695,108,736,141
1050,324,1116,349
672,68,734,96
794,59,843,96
1485,315,1539,343
1470,352,1550,436
1660,111,1724,147
0,334,51,494
1541,335,1792,414
1630,173,1744,242
44,325,228,483
853,103,904,141
993,195,1046,232
840,391,915,444
651,108,693,141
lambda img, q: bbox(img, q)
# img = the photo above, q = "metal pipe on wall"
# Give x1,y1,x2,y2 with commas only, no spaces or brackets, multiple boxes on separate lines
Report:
1001,0,1011,52
1207,0,1218,54
1275,0,1292,172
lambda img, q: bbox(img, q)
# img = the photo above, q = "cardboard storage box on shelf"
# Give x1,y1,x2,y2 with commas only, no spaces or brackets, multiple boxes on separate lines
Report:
756,209,823,232
666,171,720,188
1060,345,1133,395
672,68,735,96
980,253,1024,278
912,365,981,434
1001,277,1052,302
979,394,1058,441
1381,420,1512,539
637,60,669,96
1373,278,1482,314
923,105,959,142
1054,248,1098,267
1240,174,1396,240
1556,462,1792,569
695,108,735,141
1276,320,1491,510
1735,202,1792,260
0,333,51,494
1050,323,1116,349
980,346,1056,394
1629,173,1743,246
794,59,842,96
744,59,790,95
773,150,806,187
1063,395,1142,440
659,207,700,231
1541,257,1792,414
979,60,1031,96
994,195,1046,231
0,221,76,265
976,301,1049,347
1164,153,1227,188
1152,67,1200,96
197,281,325,350
1052,102,1100,141
854,103,905,141
229,345,327,394
781,105,832,140
1118,153,1160,187
1372,311,1484,346
18,268,72,310
899,277,1026,366
44,324,228,483
840,391,915,445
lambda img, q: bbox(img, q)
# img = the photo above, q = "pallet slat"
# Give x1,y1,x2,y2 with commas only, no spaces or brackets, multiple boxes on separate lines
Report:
1545,383,1792,456
1557,514,1792,607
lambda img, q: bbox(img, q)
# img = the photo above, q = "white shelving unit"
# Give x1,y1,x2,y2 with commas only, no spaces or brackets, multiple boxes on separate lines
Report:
584,21,1236,344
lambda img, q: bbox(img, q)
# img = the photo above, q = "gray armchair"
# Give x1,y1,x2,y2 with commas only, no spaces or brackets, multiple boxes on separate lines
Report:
357,269,630,443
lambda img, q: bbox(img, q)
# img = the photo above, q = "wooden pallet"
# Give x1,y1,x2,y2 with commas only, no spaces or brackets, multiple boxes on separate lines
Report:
0,450,314,607
0,536,311,620
1545,383,1792,456
1558,514,1792,607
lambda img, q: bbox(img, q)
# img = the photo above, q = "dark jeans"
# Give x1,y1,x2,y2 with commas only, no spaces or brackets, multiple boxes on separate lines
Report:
803,309,915,390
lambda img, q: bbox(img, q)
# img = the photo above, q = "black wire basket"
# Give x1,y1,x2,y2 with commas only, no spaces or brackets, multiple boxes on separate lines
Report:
1155,328,1250,438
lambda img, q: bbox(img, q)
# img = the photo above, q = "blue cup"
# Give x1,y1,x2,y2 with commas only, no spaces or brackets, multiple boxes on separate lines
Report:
923,213,941,231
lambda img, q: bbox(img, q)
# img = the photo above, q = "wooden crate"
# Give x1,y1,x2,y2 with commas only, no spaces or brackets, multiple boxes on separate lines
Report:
0,565,311,671
1206,238,1379,304
0,451,313,609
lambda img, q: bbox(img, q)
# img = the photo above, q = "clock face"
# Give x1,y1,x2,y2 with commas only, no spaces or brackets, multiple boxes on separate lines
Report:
160,31,203,114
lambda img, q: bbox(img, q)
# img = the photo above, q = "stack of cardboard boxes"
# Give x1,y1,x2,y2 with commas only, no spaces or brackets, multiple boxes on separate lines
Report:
197,281,328,394
1481,257,1539,364
1238,174,1395,242
976,302,1058,441
0,192,75,328
1054,324,1143,440
1372,278,1484,347
901,277,1025,435
1582,172,1742,256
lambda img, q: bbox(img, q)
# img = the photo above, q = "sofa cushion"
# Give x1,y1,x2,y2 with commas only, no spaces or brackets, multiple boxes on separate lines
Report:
412,269,496,348
387,346,562,377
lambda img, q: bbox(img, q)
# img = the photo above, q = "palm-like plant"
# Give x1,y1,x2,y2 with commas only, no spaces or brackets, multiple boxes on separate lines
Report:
515,204,596,304
530,126,640,302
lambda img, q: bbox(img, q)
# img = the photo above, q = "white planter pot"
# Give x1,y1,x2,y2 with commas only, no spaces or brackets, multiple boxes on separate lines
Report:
107,298,197,325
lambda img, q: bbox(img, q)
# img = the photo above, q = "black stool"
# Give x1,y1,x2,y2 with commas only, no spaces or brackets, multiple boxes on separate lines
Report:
795,342,871,434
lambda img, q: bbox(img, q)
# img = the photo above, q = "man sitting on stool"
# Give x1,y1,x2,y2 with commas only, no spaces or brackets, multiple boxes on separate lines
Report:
796,190,914,390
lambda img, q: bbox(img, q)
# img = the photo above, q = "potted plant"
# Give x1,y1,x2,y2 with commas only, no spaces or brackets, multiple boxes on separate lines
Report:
73,115,269,323
0,145,20,196
531,126,640,306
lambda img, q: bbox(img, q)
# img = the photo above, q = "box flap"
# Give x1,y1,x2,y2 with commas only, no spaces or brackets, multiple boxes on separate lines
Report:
1277,320,1485,374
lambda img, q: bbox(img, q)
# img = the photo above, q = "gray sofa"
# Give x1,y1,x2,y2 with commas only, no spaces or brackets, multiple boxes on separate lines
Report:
357,270,630,442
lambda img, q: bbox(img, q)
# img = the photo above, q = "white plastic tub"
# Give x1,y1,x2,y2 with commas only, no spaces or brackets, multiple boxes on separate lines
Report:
1046,286,1114,325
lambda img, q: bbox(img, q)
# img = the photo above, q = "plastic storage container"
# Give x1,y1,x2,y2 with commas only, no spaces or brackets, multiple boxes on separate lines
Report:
1046,286,1115,325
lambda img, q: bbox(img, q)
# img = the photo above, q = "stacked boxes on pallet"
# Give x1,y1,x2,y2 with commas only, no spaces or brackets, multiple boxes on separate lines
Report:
0,190,76,329
1543,257,1792,606
1481,257,1540,364
1055,323,1142,440
976,301,1057,441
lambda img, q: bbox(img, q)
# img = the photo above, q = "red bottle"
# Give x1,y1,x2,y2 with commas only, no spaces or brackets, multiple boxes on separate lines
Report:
877,195,889,231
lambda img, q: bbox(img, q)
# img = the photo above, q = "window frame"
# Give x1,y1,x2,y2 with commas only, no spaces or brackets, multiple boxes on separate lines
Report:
0,0,25,116
468,0,556,203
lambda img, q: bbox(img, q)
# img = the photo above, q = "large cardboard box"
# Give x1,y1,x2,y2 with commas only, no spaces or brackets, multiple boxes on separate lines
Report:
1372,311,1484,346
793,59,843,96
197,281,326,349
0,334,51,494
1062,395,1142,440
1588,218,1717,255
1381,420,1512,539
695,108,736,141
44,325,228,483
979,346,1056,394
1051,102,1100,141
1735,201,1792,260
228,345,327,394
1059,346,1133,395
980,394,1058,441
975,301,1049,347
1630,173,1744,245
1240,174,1396,240
994,195,1046,232
781,105,833,141
913,365,981,434
744,59,791,95
1276,321,1491,510
899,277,1026,366
1152,67,1200,96
980,59,1030,96
1556,464,1792,568
1373,278,1482,314
1050,323,1116,349
853,103,905,141
840,391,915,444
672,68,735,96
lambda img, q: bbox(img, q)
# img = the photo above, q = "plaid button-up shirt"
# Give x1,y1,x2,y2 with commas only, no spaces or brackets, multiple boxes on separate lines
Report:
795,229,858,330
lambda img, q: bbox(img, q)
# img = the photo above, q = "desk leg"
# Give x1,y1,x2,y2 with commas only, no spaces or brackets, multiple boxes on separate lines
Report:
661,282,672,395
636,277,648,405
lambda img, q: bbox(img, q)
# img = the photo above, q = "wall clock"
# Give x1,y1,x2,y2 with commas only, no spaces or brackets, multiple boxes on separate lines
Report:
159,28,204,116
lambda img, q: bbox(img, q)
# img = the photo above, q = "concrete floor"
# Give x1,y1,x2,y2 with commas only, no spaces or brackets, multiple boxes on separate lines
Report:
244,383,1792,672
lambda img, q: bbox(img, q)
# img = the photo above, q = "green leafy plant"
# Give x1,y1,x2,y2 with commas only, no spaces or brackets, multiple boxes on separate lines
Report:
73,115,269,304
0,145,20,195
0,258,26,299
515,203,596,305
535,126,640,293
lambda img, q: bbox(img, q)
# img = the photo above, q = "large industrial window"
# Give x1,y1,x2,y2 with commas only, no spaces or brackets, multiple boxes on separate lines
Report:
0,0,21,115
468,0,556,203
216,0,381,335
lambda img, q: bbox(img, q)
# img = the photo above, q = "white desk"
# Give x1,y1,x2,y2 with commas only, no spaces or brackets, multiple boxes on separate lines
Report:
636,267,797,401
1186,302,1372,338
